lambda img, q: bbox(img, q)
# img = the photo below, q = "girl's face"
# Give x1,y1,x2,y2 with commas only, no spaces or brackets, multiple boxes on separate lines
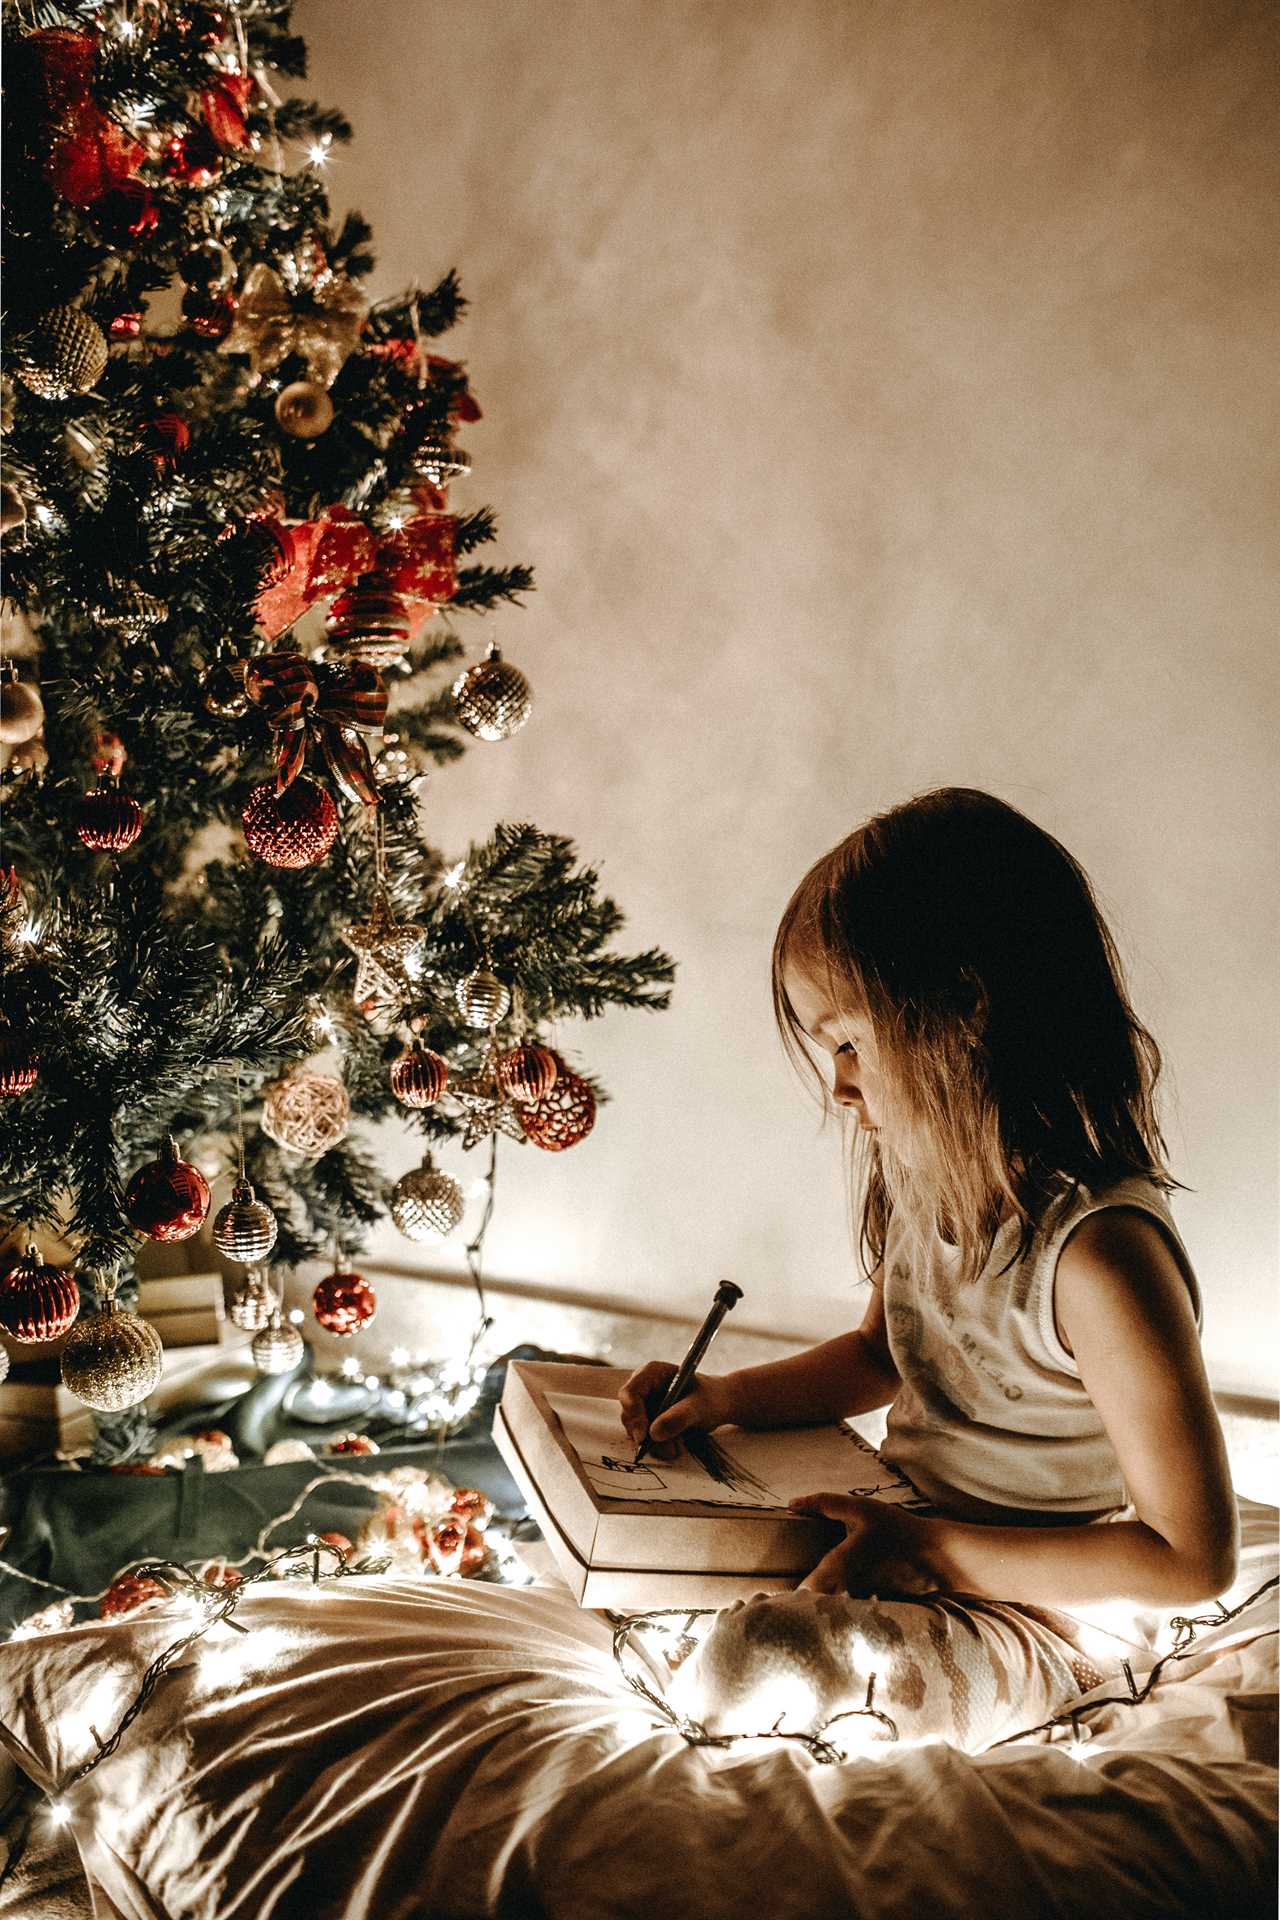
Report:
783,961,887,1137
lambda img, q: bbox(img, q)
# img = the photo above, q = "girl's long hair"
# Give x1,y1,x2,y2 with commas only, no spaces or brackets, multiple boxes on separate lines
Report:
771,788,1176,1286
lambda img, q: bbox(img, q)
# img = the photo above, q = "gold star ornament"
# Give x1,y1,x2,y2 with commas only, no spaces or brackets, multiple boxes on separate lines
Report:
340,892,426,1009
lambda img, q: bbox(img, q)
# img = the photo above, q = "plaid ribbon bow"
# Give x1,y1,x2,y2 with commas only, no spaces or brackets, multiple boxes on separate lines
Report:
245,653,387,808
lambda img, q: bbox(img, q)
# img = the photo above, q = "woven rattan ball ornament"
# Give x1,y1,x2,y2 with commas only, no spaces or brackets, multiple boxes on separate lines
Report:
0,1247,79,1342
124,1135,211,1241
17,305,109,400
252,1314,304,1376
212,1178,278,1264
389,1045,448,1109
61,1302,164,1411
0,675,44,745
242,776,339,868
520,1057,597,1152
260,1071,350,1157
229,1271,275,1331
455,967,510,1029
0,1027,38,1097
496,1042,558,1106
451,645,532,743
76,782,144,852
312,1267,377,1336
390,1157,465,1241
275,379,334,439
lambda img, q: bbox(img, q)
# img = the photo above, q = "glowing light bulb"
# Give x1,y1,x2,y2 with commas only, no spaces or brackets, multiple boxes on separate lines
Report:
442,862,466,891
48,1800,71,1827
389,1347,410,1368
288,1308,305,1325
340,1356,362,1378
310,1379,335,1406
306,137,332,166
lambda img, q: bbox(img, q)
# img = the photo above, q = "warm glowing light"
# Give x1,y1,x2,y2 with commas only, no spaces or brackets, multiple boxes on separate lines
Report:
310,1379,335,1405
16,917,42,947
385,1388,406,1410
389,1346,410,1368
340,1356,362,1378
442,861,466,891
288,1308,305,1325
198,1625,291,1691
168,1594,212,1629
307,137,332,166
47,1800,71,1827
64,1672,124,1753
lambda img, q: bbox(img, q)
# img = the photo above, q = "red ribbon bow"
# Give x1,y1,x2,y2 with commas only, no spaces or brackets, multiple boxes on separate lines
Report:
244,654,387,809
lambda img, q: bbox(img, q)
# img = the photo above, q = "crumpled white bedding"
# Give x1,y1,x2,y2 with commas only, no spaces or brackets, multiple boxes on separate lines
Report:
0,1501,1273,1920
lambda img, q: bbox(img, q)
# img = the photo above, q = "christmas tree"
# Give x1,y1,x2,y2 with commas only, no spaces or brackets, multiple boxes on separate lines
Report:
0,0,673,1441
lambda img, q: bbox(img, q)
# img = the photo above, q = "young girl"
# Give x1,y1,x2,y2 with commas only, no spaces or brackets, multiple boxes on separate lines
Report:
620,788,1237,1743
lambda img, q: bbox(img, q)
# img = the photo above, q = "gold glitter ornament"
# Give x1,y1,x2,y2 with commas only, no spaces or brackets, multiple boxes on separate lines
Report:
17,305,108,400
212,1178,278,1264
260,1071,350,1158
229,1270,275,1331
60,1301,164,1412
0,672,44,746
390,1156,465,1241
251,1313,304,1375
340,892,425,1006
452,644,532,742
455,967,510,1029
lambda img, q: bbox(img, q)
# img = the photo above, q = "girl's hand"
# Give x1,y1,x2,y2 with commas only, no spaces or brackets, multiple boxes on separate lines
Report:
790,1491,938,1596
618,1362,735,1460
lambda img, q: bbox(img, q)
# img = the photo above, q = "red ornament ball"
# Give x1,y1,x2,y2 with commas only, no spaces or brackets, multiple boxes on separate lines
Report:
162,123,222,186
141,411,189,467
327,1433,379,1456
312,1268,377,1337
181,288,237,341
519,1056,597,1151
99,1572,170,1620
108,310,143,342
0,1247,79,1342
0,1029,38,1097
388,1046,448,1109
496,1042,558,1106
124,1136,211,1241
76,784,143,851
242,777,338,869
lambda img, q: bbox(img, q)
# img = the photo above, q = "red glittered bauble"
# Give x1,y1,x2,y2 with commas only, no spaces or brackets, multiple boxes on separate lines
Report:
0,1028,38,1097
161,123,222,186
141,411,190,467
76,783,143,852
312,1268,377,1337
108,310,143,342
388,1045,448,1109
449,1487,494,1533
99,1572,170,1620
124,1136,211,1241
420,1514,467,1577
181,287,237,341
242,777,338,869
0,1247,79,1342
327,1433,378,1456
519,1056,597,1152
496,1042,558,1106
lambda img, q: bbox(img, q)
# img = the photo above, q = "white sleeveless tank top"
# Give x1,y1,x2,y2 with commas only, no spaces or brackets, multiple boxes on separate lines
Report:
878,1174,1201,1517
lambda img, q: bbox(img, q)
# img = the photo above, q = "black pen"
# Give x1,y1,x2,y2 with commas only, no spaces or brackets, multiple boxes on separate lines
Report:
633,1279,744,1464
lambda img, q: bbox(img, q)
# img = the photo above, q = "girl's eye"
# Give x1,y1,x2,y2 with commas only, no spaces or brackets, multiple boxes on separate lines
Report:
836,1041,857,1057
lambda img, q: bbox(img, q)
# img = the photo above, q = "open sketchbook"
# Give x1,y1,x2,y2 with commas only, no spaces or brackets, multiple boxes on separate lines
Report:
544,1391,924,1510
493,1359,928,1607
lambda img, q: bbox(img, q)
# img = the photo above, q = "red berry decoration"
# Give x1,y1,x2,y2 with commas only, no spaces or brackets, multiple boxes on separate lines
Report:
0,1027,38,1097
99,1572,170,1620
242,776,338,869
449,1487,494,1532
388,1045,448,1109
109,310,143,342
519,1055,597,1152
124,1134,211,1241
496,1042,558,1106
162,123,222,187
76,781,143,851
0,1246,79,1342
327,1433,379,1456
312,1268,377,1337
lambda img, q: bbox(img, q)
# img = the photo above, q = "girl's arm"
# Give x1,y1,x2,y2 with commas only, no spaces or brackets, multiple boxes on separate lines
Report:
798,1213,1239,1609
620,1274,897,1455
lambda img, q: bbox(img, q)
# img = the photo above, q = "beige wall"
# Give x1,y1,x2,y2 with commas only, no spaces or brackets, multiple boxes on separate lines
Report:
303,0,1279,1394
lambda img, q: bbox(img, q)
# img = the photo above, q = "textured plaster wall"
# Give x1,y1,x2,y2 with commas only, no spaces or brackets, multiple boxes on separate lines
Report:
302,0,1279,1394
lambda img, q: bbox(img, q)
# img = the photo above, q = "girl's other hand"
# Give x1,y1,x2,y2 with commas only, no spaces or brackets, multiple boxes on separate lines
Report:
618,1362,734,1460
790,1491,937,1596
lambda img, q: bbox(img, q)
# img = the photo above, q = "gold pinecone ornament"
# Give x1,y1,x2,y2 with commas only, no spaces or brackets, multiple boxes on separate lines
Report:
390,1156,465,1241
452,644,532,742
260,1071,350,1157
17,305,109,401
60,1300,164,1412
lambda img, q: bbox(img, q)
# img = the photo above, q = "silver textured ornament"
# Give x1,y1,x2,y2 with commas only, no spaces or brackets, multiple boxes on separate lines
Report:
95,585,169,640
390,1157,465,1241
212,1178,278,1264
409,434,471,487
17,306,109,400
229,1271,275,1331
452,645,532,742
251,1315,304,1375
60,1303,164,1412
455,967,510,1029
